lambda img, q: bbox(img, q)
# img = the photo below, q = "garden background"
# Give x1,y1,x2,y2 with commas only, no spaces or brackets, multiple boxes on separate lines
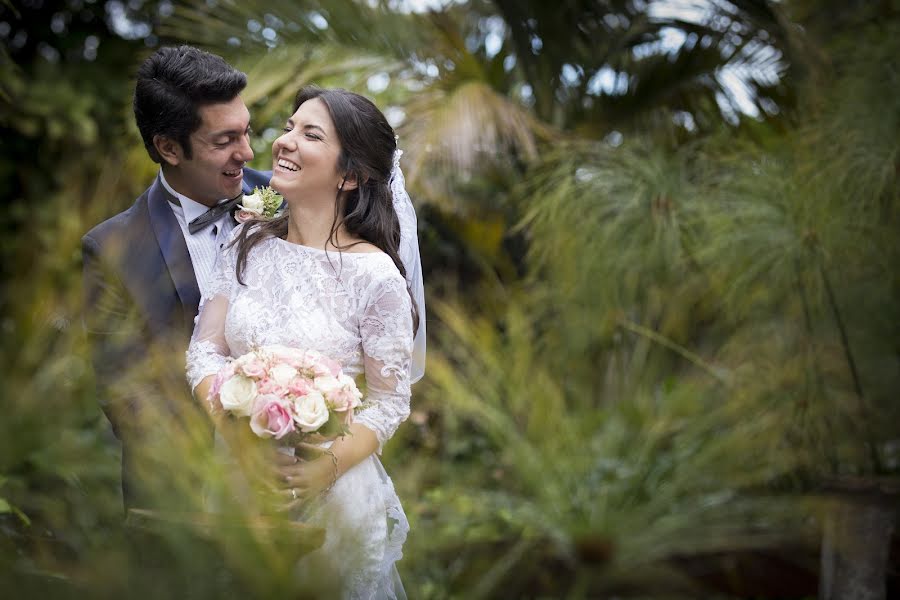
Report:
1,0,898,598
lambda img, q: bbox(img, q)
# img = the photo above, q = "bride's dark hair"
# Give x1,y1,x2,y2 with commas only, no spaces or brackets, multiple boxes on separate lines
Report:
232,86,417,331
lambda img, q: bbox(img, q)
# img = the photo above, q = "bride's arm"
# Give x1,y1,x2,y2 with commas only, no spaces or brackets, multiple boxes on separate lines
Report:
185,239,280,488
352,273,414,452
185,231,240,416
281,272,413,500
186,294,231,417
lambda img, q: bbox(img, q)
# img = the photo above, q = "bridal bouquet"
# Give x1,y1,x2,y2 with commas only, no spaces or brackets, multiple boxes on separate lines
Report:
208,345,362,440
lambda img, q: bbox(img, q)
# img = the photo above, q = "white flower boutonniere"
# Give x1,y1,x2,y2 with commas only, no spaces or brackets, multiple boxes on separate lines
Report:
236,186,284,224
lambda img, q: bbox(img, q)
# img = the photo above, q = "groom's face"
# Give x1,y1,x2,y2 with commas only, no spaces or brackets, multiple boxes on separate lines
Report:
166,96,254,206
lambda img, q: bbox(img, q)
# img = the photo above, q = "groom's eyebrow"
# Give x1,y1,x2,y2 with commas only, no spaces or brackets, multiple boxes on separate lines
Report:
209,125,251,136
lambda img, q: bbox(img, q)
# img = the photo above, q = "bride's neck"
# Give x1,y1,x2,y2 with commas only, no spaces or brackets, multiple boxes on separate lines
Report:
285,202,347,250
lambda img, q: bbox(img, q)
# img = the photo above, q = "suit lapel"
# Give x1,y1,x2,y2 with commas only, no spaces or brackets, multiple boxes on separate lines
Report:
147,178,201,330
141,169,270,331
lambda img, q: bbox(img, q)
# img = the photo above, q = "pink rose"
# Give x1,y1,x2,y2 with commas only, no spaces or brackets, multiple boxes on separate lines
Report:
209,363,235,399
329,388,359,412
250,395,295,439
309,356,342,378
294,350,324,373
235,209,258,224
315,374,362,412
337,373,361,406
288,377,312,397
239,358,268,379
257,378,286,397
321,357,342,377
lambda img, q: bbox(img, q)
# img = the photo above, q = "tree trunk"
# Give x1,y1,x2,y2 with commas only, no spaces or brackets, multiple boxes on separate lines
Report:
820,491,897,600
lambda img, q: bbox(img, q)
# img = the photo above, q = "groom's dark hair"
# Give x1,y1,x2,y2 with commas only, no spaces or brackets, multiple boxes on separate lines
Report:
134,45,247,164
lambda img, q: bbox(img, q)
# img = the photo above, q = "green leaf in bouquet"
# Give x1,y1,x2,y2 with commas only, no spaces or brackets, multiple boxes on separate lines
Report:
318,410,352,439
252,186,284,218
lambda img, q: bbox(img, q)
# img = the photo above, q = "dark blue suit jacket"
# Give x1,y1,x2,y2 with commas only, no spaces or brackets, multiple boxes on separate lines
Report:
82,167,270,511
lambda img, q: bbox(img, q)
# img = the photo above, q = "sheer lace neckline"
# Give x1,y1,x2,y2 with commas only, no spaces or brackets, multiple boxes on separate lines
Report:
274,236,387,257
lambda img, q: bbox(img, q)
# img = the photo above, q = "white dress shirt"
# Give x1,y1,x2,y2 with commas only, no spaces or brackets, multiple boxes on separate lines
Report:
159,169,235,303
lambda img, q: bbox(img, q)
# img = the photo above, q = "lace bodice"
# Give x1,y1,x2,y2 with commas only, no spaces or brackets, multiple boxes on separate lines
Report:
186,228,414,452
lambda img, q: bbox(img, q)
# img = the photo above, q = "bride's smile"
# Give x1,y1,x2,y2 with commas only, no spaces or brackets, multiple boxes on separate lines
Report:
270,97,347,204
276,158,299,172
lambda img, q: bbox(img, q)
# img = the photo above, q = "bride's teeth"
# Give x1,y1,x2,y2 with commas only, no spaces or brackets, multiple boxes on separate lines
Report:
278,159,299,171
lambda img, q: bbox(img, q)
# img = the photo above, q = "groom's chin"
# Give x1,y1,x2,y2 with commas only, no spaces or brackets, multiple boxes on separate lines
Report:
223,174,243,196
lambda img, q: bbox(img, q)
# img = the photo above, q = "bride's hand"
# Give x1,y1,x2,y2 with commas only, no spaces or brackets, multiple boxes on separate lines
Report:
285,409,353,446
276,443,339,511
216,415,284,489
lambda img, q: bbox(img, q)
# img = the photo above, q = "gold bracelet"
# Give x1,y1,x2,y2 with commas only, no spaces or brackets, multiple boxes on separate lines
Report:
208,401,225,426
323,449,339,495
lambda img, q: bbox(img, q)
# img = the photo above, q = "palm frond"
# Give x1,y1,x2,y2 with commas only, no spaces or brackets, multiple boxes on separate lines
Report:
418,291,808,595
236,43,405,127
400,80,550,206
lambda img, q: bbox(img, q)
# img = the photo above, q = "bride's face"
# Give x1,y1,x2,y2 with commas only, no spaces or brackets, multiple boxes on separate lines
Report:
270,98,346,203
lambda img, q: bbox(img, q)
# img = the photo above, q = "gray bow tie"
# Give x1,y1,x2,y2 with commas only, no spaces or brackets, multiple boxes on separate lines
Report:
187,195,242,234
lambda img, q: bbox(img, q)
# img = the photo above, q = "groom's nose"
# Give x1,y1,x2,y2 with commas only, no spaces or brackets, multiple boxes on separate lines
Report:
234,133,254,162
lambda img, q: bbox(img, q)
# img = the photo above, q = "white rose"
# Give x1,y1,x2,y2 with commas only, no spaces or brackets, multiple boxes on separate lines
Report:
316,374,361,412
239,193,265,215
291,391,329,432
270,364,298,387
338,373,363,405
232,353,253,368
219,375,258,417
314,375,342,396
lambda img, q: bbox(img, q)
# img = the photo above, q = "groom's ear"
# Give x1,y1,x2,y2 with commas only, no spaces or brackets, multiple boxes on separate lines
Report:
153,135,184,166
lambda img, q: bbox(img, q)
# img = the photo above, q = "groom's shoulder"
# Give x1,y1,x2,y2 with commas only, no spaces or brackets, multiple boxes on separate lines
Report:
83,186,153,247
242,167,272,191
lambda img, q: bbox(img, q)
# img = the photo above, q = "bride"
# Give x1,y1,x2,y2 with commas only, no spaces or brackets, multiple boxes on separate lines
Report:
186,86,420,599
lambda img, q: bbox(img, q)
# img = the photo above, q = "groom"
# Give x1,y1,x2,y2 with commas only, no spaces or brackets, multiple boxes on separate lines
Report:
82,46,270,512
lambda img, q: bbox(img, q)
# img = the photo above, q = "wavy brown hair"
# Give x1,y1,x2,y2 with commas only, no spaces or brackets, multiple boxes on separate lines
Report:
232,86,418,332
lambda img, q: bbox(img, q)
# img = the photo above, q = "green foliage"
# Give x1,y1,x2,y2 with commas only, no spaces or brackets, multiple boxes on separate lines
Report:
1,0,897,597
402,296,810,596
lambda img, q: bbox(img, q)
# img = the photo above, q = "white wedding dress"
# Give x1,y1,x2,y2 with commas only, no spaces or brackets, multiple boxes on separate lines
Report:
186,226,413,599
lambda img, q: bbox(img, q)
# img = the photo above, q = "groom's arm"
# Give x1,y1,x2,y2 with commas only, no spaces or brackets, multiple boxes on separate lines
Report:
82,233,152,440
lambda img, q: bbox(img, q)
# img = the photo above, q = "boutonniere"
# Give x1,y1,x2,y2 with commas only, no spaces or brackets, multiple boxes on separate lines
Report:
236,186,284,223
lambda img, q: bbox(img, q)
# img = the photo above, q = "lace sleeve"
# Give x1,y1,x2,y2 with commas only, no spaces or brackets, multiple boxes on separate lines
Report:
353,269,414,454
185,234,238,392
186,296,231,393
205,229,239,302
